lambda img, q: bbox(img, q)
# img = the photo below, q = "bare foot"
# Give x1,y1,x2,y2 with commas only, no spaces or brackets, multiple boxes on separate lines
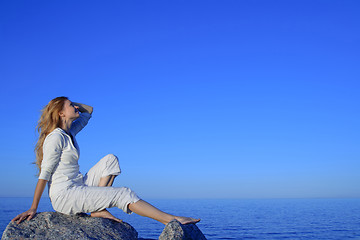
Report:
174,216,201,225
91,209,123,223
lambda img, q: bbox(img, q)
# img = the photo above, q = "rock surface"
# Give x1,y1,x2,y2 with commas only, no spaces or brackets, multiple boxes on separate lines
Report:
1,212,138,240
159,220,207,240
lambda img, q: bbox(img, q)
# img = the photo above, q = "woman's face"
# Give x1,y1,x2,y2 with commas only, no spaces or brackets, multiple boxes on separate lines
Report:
60,100,80,120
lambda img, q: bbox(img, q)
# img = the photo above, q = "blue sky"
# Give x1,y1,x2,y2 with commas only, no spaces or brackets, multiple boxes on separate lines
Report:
0,0,359,199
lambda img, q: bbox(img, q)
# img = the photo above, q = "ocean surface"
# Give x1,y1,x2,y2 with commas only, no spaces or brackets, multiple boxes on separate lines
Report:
1,198,359,239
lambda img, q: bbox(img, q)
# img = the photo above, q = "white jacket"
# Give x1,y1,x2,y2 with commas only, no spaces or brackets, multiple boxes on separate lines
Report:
38,112,92,198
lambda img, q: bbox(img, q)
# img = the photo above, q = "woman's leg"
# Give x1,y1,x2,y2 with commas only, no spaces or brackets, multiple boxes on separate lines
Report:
85,155,200,225
83,154,121,187
84,154,122,222
94,175,200,225
90,175,123,222
128,200,200,225
98,175,116,187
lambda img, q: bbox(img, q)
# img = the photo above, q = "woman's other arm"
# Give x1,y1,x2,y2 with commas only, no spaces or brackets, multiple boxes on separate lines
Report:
73,102,93,115
11,179,47,224
70,103,93,135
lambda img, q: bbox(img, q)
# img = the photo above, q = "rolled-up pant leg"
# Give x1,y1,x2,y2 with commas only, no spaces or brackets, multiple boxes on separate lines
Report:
83,154,121,187
52,185,141,214
51,154,141,215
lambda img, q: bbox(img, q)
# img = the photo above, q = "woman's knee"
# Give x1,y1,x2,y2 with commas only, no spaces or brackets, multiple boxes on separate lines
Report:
102,154,119,165
105,153,118,161
102,154,121,175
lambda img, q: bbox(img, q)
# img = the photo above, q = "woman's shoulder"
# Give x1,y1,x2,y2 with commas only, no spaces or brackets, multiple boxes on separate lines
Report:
44,128,67,145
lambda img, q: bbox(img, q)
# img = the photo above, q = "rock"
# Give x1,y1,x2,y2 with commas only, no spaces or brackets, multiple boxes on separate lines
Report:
1,212,138,240
159,220,206,240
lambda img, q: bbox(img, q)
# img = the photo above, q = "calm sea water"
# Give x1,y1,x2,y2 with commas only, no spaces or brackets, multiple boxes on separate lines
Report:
1,198,359,239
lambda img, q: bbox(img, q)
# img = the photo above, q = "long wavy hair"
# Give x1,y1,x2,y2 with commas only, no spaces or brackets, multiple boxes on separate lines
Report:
34,96,68,173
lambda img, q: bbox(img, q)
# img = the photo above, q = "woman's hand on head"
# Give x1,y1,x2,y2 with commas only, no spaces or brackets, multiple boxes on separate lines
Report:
72,102,93,115
11,208,37,224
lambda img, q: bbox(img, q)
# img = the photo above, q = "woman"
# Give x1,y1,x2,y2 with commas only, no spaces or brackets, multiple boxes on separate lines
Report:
12,96,200,225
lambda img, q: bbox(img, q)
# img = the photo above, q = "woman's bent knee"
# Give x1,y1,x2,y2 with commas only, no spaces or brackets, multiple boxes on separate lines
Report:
103,154,120,167
105,154,118,161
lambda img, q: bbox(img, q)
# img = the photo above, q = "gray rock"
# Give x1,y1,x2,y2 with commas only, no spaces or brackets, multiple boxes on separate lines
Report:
159,220,206,240
1,212,138,240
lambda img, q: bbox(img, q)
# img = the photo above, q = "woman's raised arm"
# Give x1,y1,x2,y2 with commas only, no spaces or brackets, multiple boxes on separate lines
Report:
11,179,47,224
73,102,93,115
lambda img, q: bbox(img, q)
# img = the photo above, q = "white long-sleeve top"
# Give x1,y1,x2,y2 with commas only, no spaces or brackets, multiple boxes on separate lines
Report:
38,112,92,197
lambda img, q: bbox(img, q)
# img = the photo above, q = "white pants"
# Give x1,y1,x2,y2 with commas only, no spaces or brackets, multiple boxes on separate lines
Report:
51,154,141,215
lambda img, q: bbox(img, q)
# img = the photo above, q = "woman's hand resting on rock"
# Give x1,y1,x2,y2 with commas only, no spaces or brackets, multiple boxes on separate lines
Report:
12,180,46,224
12,208,37,224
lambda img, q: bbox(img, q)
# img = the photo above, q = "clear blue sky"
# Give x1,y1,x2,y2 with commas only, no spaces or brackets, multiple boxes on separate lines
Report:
0,0,359,199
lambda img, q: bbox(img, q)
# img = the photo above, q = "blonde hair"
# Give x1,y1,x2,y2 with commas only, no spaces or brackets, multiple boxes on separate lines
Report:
34,96,68,174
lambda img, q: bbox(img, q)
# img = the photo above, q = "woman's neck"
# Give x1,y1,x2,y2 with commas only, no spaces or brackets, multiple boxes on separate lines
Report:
60,120,74,135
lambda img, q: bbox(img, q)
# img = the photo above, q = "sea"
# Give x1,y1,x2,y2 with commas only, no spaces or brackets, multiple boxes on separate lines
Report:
1,198,359,240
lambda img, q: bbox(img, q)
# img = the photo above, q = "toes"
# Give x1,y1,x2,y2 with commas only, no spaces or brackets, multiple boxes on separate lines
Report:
109,217,123,223
178,217,200,225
